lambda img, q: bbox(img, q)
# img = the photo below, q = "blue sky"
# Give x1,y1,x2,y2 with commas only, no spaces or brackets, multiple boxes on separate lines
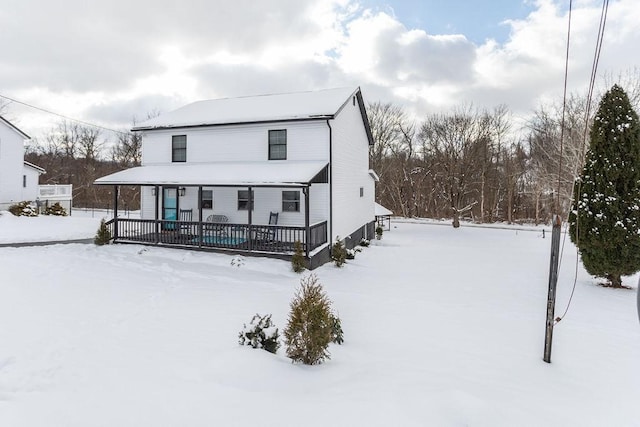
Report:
363,0,537,43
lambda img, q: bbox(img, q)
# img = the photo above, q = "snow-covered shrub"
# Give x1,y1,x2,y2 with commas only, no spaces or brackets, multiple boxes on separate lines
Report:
345,247,361,260
9,201,38,217
94,219,111,245
238,313,280,354
43,202,68,216
330,313,344,345
331,236,347,267
359,238,370,247
291,240,306,273
284,274,335,365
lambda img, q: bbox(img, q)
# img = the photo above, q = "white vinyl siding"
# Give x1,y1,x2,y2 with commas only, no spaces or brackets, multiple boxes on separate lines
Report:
0,122,27,209
142,121,328,165
329,96,375,241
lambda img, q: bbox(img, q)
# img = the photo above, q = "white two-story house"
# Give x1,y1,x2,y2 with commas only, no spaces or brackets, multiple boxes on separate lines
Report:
0,116,45,210
95,87,377,268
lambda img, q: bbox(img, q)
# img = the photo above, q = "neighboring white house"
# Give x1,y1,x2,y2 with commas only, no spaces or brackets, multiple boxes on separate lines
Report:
95,87,377,267
0,116,46,210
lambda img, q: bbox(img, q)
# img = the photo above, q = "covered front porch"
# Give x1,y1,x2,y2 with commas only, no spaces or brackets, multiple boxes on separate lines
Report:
95,161,330,262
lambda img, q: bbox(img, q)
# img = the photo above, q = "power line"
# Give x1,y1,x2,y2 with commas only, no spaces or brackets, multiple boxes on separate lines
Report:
0,93,131,137
555,0,610,325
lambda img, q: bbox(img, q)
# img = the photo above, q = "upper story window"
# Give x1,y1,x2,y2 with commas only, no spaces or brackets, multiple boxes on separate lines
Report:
282,190,300,212
23,175,27,188
172,135,187,162
268,129,287,160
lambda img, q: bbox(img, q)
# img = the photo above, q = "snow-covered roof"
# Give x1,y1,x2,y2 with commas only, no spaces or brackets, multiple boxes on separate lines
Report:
94,161,328,187
133,87,359,131
24,161,46,174
0,115,30,140
375,202,393,216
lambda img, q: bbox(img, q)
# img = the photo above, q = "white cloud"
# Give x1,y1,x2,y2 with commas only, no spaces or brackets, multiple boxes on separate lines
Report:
1,0,639,139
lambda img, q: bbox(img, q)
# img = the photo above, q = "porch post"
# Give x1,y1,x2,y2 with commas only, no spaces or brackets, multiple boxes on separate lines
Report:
247,186,253,251
154,185,159,244
113,185,119,240
198,186,203,248
303,185,310,258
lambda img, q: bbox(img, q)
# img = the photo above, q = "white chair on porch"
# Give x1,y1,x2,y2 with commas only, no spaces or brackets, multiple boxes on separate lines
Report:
179,209,193,235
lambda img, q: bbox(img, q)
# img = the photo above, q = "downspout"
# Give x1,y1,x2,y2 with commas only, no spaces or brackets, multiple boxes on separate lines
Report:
326,119,333,250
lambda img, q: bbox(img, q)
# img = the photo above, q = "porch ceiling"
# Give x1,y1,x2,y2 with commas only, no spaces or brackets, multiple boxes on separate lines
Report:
94,160,329,187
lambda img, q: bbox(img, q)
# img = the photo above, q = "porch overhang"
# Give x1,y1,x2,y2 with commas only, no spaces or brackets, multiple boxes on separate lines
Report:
94,161,329,187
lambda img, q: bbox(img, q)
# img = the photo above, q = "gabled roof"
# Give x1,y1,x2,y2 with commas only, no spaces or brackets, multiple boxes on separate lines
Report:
94,161,328,187
0,115,31,140
132,87,373,144
24,161,46,174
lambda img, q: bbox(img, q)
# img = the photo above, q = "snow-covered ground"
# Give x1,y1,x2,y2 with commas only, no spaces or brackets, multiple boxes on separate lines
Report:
0,209,107,244
0,216,639,426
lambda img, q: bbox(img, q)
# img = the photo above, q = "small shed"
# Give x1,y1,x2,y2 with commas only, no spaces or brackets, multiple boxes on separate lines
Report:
375,202,393,231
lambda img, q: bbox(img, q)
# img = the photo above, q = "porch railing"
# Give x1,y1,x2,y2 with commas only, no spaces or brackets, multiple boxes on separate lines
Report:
105,218,328,255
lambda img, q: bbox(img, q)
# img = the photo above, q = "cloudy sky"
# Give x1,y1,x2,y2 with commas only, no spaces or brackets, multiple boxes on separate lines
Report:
1,0,639,142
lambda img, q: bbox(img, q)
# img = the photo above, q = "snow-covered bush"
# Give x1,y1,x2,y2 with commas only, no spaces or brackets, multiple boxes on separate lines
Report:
331,236,347,267
346,247,362,260
291,240,306,273
359,238,370,247
284,274,335,365
238,313,280,354
43,202,68,216
94,219,111,245
9,201,38,217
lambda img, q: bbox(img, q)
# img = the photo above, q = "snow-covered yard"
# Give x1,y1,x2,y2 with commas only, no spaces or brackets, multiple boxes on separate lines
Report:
0,215,639,426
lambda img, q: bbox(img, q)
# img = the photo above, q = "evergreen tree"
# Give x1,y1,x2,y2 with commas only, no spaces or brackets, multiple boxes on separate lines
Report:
94,219,112,245
569,84,640,288
284,274,334,365
291,240,306,273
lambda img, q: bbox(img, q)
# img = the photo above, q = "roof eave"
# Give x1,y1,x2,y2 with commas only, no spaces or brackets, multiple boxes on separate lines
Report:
0,115,31,140
131,115,335,132
24,161,46,174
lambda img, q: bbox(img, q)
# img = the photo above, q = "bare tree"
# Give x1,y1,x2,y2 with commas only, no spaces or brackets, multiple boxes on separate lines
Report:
526,93,592,220
110,131,142,167
419,105,494,227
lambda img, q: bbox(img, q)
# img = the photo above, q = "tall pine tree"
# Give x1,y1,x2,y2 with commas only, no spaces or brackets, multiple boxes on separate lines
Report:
569,84,640,288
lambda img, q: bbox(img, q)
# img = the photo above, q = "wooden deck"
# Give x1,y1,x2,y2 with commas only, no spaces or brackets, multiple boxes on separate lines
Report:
105,218,327,255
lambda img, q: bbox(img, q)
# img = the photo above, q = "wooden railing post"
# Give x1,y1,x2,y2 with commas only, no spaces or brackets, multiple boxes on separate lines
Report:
113,185,119,240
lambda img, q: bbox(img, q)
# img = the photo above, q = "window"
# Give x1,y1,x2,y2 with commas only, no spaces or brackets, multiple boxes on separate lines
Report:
237,190,254,210
201,190,213,209
23,175,27,188
172,135,187,162
282,191,300,212
268,129,287,160
360,187,364,197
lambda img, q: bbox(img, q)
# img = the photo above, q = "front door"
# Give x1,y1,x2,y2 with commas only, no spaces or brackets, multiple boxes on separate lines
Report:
163,187,178,230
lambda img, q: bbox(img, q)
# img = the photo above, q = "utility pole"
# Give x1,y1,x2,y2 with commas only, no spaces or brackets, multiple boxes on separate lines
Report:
543,215,562,363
